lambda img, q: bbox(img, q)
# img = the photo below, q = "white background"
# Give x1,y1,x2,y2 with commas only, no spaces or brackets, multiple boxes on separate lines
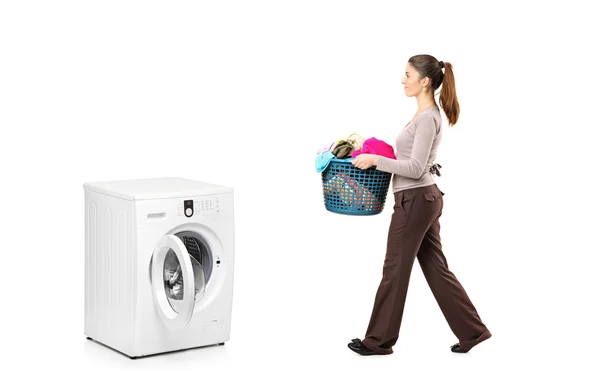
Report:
1,0,599,389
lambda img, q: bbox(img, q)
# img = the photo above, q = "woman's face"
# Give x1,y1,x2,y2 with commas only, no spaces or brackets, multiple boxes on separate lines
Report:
402,63,428,97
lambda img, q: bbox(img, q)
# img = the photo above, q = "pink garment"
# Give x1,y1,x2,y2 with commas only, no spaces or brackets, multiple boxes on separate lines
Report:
351,137,395,159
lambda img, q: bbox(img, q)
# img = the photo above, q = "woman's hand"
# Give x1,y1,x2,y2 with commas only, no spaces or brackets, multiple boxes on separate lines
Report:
352,154,379,170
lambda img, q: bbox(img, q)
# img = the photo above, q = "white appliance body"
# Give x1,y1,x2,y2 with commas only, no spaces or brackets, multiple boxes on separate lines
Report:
83,178,234,358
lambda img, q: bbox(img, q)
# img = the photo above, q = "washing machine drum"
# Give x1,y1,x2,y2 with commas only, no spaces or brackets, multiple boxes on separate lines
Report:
163,248,205,307
176,231,213,282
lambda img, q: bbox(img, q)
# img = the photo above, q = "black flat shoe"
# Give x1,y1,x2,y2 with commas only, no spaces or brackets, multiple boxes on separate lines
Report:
347,338,380,356
450,343,469,353
450,330,492,353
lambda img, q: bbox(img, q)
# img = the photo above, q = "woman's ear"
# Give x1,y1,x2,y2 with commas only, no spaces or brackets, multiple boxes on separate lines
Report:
421,76,430,88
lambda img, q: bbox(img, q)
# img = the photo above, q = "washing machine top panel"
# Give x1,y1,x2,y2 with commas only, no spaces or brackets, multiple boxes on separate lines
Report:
83,177,233,200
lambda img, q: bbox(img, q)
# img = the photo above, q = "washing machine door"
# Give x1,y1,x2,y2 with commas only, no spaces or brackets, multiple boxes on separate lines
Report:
151,234,199,330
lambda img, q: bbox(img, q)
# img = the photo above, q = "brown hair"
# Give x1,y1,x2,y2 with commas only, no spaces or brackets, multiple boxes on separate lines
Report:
408,54,460,126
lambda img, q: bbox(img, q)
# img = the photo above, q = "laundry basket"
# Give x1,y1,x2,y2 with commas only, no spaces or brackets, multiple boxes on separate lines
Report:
321,158,392,215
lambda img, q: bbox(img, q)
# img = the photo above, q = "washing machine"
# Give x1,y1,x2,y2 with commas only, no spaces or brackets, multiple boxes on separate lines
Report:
83,177,234,358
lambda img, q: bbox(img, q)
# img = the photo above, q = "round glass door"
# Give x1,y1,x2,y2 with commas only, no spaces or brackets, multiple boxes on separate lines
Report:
151,235,206,330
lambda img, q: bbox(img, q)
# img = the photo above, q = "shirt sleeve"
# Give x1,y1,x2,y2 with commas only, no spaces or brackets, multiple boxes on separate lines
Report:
375,115,436,179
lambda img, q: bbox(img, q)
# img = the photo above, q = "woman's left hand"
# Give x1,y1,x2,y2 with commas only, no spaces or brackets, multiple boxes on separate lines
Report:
352,154,379,170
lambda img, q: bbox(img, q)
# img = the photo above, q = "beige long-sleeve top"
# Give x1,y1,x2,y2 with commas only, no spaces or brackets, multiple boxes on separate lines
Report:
376,106,442,193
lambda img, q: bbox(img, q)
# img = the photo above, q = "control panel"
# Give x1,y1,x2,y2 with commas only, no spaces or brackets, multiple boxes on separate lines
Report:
177,197,220,218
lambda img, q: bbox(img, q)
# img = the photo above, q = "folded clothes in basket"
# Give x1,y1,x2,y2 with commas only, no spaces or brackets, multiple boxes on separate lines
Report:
324,173,381,211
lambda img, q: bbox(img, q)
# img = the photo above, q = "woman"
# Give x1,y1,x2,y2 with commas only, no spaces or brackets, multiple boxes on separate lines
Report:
348,54,491,355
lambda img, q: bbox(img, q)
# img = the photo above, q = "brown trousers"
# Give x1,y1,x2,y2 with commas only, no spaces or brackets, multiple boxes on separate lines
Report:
361,184,491,354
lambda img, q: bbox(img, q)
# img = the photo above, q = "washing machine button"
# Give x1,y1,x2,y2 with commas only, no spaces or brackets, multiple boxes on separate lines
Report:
185,208,193,217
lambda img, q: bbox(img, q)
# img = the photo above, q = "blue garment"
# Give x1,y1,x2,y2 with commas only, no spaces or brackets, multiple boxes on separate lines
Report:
315,151,335,173
316,152,355,173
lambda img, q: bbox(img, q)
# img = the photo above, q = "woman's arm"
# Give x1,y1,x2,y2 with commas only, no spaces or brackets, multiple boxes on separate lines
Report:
375,115,436,178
